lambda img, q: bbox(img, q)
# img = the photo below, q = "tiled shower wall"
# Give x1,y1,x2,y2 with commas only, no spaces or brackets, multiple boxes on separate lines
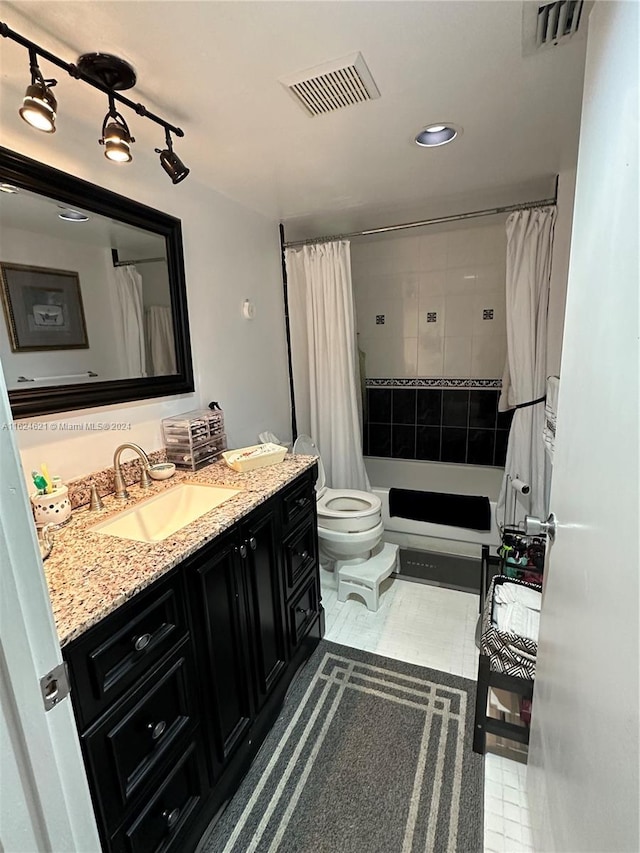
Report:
363,387,513,467
351,222,509,465
351,222,507,379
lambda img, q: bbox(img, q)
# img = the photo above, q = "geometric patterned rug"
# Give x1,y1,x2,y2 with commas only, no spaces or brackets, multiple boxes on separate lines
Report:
201,640,484,853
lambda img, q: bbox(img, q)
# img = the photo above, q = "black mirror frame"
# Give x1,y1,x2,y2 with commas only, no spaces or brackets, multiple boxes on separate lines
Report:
0,147,194,419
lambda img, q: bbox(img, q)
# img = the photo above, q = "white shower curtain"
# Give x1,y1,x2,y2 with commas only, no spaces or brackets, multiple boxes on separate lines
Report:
112,265,146,377
285,241,370,491
498,206,556,524
146,306,176,375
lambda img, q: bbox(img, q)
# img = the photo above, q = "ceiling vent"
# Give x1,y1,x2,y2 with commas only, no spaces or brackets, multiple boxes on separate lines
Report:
522,1,589,55
280,52,380,117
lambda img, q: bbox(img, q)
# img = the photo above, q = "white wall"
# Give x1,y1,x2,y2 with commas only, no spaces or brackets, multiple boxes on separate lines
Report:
1,98,290,486
0,229,123,386
351,222,507,379
528,2,639,850
547,168,577,376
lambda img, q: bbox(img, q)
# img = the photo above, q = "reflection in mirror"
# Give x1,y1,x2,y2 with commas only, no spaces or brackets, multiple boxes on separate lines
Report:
0,185,178,391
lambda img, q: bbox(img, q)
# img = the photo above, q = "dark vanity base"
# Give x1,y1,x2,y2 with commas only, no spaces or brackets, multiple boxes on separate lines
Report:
63,467,323,853
191,616,323,852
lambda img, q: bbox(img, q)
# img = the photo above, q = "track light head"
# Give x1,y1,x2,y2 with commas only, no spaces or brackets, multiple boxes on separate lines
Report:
19,51,57,133
100,101,135,163
155,130,189,184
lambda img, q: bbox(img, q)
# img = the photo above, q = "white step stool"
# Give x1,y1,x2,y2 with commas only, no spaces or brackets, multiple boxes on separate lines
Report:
337,543,399,612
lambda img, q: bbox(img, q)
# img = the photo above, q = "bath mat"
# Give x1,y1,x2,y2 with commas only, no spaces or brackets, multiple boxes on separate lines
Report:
200,641,484,853
398,548,481,595
389,488,491,531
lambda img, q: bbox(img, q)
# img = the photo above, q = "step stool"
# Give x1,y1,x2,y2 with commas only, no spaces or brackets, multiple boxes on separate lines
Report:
337,542,399,612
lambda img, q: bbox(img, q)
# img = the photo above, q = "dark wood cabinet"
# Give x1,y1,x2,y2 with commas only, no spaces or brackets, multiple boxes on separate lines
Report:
63,466,322,853
189,530,253,769
241,503,287,709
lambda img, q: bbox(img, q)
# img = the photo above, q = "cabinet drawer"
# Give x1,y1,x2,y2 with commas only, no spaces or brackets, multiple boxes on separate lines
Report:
84,646,196,833
283,518,317,595
111,736,207,853
66,579,188,729
282,476,315,532
287,573,320,651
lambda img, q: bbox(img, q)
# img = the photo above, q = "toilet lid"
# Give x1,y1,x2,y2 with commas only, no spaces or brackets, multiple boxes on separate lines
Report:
292,434,326,494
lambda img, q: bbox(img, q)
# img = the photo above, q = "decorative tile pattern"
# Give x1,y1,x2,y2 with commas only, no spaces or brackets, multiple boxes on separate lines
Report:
376,314,386,325
483,309,494,320
427,311,438,323
366,377,503,389
364,387,513,466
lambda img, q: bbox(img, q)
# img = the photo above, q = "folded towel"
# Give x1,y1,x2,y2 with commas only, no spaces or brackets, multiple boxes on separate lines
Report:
494,601,540,643
388,488,491,531
494,582,542,611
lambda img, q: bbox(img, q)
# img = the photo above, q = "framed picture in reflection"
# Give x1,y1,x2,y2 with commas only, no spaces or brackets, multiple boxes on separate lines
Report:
0,262,89,351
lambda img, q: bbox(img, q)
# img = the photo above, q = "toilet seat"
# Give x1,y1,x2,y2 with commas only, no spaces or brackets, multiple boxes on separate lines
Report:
293,435,381,533
317,488,381,519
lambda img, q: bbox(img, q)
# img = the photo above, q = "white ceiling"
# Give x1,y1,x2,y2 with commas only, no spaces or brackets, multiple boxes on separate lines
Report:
0,187,166,256
0,1,587,239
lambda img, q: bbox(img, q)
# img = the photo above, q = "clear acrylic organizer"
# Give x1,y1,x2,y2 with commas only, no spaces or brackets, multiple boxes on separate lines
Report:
162,408,227,471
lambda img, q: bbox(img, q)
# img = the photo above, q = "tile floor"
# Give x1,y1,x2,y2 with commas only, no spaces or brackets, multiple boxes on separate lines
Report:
320,569,535,853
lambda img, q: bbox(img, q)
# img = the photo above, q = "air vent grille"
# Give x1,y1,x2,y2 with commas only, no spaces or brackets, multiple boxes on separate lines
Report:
281,52,380,117
536,0,584,46
523,0,588,54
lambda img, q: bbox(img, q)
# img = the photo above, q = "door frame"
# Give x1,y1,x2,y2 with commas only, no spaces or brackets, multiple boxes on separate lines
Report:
0,372,100,851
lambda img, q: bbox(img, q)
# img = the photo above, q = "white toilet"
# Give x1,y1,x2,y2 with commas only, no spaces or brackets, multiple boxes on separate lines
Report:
293,435,398,611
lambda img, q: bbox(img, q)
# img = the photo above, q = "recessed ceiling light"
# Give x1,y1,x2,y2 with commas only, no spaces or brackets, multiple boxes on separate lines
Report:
0,184,19,194
58,208,89,222
415,123,461,147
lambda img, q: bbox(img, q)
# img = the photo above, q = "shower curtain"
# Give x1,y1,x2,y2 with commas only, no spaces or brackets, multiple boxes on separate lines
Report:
112,264,146,377
146,306,176,375
285,241,370,491
498,206,556,524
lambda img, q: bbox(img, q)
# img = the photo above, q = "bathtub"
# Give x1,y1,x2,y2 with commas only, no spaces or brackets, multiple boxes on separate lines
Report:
365,458,502,558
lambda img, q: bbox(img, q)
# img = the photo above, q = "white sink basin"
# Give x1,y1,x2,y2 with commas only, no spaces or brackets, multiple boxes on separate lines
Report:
91,482,242,543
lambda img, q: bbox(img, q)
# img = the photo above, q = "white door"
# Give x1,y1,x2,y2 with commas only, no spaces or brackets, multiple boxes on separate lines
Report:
0,374,100,850
527,2,639,851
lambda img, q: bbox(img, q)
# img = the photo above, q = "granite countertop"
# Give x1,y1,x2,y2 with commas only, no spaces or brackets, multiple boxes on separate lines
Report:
44,455,317,647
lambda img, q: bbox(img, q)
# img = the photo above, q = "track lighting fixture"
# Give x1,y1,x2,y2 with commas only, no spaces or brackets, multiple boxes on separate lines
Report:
155,129,190,184
100,94,135,163
1,23,188,184
19,47,57,133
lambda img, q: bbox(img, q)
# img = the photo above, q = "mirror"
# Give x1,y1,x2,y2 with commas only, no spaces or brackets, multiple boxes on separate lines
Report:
0,147,193,418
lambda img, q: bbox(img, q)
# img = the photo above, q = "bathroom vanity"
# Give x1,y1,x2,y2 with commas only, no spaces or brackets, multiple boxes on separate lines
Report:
46,459,322,853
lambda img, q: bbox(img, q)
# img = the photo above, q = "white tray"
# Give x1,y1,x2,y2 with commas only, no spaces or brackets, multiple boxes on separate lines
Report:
222,443,288,472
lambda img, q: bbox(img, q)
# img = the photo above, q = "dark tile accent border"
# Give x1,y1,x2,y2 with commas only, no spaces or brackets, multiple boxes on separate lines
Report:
364,385,513,468
366,378,503,388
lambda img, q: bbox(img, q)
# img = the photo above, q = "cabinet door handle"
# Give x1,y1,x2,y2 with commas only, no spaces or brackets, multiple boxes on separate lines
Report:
148,720,167,740
296,607,311,617
295,497,309,508
295,549,309,560
162,807,180,830
133,632,151,652
238,543,247,559
248,536,257,551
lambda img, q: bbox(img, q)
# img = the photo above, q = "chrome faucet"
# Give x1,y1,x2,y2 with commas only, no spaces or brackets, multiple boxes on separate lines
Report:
113,443,152,500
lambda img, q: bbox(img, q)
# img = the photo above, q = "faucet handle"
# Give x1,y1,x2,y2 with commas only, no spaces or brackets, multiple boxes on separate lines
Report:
139,466,152,490
89,483,104,511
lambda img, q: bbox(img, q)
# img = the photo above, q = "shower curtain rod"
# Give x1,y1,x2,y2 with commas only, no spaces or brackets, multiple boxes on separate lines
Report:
112,257,166,266
282,194,557,249
110,249,166,267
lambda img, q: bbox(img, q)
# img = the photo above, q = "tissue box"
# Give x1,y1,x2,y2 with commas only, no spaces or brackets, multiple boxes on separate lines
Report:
222,443,287,472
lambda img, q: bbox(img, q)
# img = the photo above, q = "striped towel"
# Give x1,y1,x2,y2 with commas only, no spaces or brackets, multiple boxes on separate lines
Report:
543,376,559,461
